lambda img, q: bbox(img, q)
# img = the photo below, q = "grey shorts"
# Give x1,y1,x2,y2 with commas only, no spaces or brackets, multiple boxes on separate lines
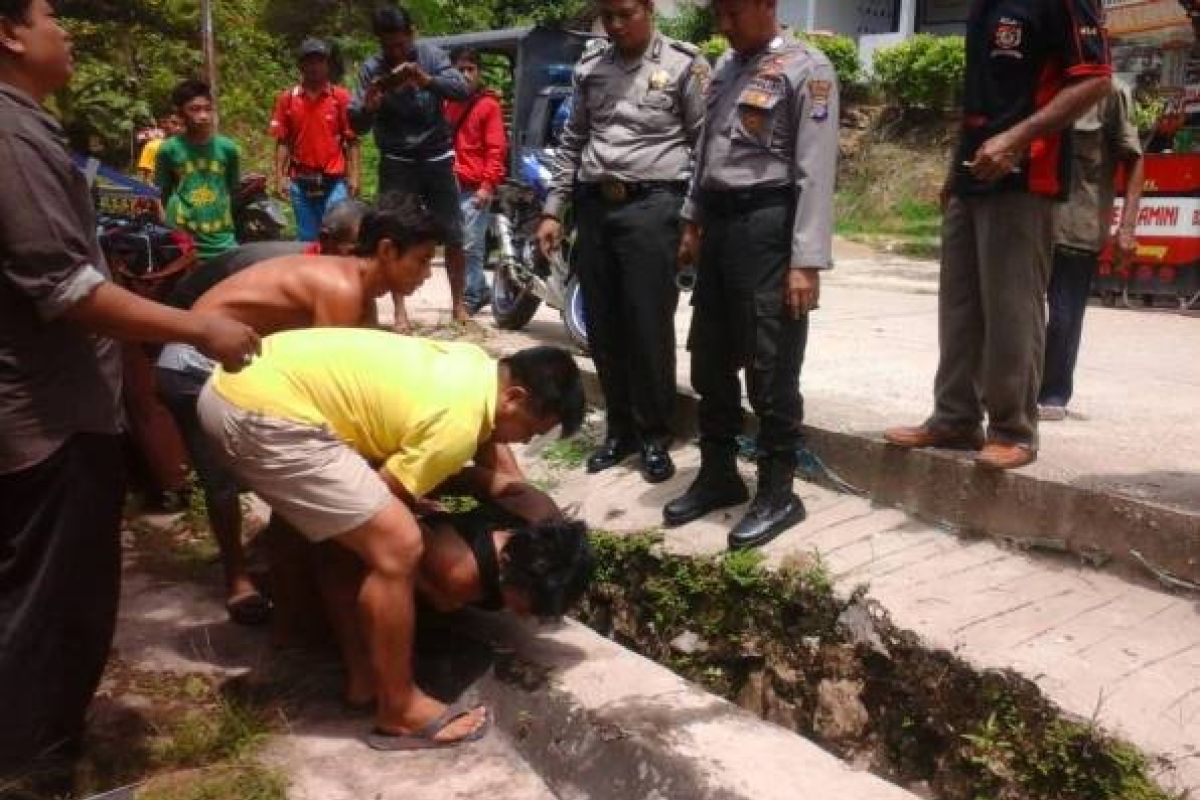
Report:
196,383,393,541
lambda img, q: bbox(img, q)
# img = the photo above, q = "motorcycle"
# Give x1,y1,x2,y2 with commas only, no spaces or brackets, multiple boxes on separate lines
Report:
234,173,289,243
489,145,588,351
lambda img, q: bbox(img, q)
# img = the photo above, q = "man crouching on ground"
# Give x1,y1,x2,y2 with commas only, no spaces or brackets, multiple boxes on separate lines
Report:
197,329,584,748
157,195,435,625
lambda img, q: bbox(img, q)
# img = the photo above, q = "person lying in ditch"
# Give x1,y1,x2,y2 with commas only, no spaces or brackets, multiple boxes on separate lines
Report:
155,195,433,625
268,499,594,744
197,328,585,750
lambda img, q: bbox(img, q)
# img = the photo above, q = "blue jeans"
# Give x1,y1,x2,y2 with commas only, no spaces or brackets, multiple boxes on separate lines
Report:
461,189,491,307
289,178,349,242
1039,245,1097,408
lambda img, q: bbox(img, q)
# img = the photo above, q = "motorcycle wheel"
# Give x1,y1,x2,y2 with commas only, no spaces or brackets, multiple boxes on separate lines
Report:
492,260,542,330
561,275,589,352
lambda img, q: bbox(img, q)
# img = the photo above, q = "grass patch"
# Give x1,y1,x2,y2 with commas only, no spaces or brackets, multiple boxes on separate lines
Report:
139,764,287,800
540,436,594,470
125,517,221,583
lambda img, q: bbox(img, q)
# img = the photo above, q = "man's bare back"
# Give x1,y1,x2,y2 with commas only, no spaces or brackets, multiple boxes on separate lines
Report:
193,254,382,332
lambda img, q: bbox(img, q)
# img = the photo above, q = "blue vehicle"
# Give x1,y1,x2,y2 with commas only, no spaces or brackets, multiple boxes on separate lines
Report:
428,26,598,349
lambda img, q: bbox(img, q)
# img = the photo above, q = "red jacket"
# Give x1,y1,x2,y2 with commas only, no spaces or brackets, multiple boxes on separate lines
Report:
445,90,507,193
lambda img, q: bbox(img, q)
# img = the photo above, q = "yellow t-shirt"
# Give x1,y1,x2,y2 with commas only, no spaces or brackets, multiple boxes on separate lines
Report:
211,328,497,498
138,137,163,174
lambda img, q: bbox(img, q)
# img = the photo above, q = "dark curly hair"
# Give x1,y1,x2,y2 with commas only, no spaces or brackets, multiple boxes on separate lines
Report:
354,191,444,257
171,78,212,110
500,519,593,618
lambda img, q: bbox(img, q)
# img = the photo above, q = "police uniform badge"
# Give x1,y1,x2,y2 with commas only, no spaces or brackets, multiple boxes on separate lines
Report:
739,88,776,136
649,69,670,91
808,80,832,123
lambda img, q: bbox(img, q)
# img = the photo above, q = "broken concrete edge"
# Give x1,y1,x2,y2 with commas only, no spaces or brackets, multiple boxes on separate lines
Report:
460,610,920,800
566,356,1200,586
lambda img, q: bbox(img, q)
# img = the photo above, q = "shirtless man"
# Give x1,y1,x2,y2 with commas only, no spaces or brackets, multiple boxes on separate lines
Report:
156,195,440,623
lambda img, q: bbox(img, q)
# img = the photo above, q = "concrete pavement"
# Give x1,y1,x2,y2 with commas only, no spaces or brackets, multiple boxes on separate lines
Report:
395,238,1200,583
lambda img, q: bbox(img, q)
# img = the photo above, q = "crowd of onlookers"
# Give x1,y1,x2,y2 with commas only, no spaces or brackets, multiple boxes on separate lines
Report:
1,0,1138,791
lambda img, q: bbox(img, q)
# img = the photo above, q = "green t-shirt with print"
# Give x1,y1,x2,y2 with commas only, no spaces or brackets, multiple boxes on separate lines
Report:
155,135,240,261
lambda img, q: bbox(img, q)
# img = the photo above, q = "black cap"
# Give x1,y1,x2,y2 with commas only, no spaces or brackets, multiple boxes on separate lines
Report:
299,38,331,61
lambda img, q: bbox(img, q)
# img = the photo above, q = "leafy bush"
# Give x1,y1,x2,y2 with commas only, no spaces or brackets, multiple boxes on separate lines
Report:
658,0,716,45
871,34,966,110
797,32,861,90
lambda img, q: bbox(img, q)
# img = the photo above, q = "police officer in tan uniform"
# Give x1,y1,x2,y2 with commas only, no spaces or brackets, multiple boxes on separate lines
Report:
663,0,838,551
536,0,709,485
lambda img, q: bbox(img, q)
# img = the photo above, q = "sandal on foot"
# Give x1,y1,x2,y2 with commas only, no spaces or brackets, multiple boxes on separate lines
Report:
226,591,272,626
366,702,490,752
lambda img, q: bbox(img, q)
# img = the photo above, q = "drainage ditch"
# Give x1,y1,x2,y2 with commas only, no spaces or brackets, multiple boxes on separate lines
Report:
573,532,1176,800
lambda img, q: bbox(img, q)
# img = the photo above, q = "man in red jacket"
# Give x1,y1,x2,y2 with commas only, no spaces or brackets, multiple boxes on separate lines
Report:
446,46,506,314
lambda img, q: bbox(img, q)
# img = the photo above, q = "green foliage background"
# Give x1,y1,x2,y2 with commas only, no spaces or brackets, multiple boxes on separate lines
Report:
56,0,588,176
871,34,966,110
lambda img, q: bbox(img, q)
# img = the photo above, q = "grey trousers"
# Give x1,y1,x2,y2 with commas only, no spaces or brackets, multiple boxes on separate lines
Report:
929,192,1053,448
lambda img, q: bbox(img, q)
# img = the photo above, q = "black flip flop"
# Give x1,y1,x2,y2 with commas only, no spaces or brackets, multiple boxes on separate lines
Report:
226,591,272,626
365,702,491,752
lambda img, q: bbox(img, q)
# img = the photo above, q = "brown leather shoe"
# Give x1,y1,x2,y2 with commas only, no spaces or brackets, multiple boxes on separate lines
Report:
975,441,1037,470
883,424,985,451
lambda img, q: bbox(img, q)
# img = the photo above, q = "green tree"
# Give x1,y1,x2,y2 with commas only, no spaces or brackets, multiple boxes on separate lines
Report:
871,34,966,110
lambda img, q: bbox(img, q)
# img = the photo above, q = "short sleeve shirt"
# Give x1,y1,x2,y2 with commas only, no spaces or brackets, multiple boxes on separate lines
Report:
268,84,355,177
156,135,240,261
1054,80,1142,251
0,82,122,474
954,0,1112,197
211,328,497,498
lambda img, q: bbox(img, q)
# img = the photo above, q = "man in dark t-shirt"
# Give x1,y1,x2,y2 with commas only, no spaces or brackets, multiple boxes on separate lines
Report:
0,0,258,779
886,0,1113,471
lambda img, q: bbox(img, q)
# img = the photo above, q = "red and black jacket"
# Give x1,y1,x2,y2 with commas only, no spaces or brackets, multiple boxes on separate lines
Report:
954,0,1112,198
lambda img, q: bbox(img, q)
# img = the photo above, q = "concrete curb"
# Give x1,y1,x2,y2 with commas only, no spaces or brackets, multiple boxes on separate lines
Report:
571,358,1200,585
462,612,920,800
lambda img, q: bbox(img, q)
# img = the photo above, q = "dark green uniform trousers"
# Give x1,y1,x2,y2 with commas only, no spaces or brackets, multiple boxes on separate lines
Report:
689,194,808,455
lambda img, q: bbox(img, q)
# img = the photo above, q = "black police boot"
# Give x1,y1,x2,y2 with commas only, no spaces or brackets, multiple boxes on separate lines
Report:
587,437,639,474
728,453,807,551
663,441,748,527
640,442,676,484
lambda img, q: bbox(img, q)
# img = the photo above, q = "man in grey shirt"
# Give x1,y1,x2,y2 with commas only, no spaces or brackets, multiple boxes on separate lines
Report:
536,0,710,485
0,0,258,782
663,0,839,551
350,4,470,327
1039,79,1143,420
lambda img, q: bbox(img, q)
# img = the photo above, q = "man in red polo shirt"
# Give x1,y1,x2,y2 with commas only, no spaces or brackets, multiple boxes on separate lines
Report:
270,38,360,242
885,0,1112,470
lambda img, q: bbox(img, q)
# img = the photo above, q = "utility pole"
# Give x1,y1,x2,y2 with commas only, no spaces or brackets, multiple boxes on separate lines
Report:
200,0,219,125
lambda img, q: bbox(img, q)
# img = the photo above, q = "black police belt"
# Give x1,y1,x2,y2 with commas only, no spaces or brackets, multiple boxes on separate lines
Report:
700,185,795,217
578,179,688,204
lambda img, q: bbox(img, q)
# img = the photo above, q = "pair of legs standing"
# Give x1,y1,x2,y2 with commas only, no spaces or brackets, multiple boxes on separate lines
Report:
887,192,1053,469
666,194,808,550
289,178,349,243
0,434,125,786
574,188,681,482
379,156,468,326
460,188,492,314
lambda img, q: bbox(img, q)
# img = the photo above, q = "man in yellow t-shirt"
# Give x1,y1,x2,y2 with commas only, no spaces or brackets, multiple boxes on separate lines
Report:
197,328,583,749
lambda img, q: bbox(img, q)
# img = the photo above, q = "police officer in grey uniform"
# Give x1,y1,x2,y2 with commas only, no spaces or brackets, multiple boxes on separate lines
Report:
663,0,838,551
536,0,710,485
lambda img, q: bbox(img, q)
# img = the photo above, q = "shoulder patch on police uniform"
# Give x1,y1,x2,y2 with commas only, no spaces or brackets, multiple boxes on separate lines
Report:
669,39,700,57
808,79,832,122
580,42,607,63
